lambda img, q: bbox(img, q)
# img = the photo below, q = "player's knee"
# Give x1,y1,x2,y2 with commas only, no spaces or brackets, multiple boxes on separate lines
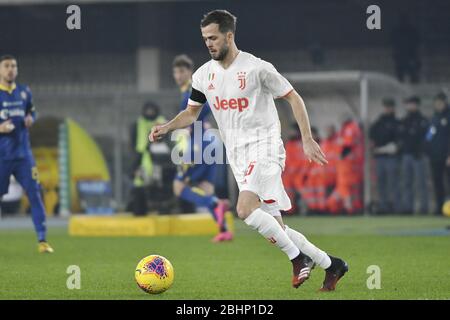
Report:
236,203,253,220
173,180,185,197
198,181,214,195
236,201,260,220
236,191,260,219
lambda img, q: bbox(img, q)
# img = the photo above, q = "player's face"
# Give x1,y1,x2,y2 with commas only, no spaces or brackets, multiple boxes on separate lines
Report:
201,23,231,61
173,66,192,88
0,59,18,83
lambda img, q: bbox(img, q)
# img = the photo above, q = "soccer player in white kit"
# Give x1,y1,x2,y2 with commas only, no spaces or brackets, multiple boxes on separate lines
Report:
150,10,348,291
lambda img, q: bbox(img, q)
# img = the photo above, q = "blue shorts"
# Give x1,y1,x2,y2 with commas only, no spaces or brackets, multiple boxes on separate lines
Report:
174,163,217,185
0,157,40,196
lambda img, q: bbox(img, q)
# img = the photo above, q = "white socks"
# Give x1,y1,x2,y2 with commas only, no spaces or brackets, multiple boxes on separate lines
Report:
244,208,300,260
284,225,331,270
244,204,332,269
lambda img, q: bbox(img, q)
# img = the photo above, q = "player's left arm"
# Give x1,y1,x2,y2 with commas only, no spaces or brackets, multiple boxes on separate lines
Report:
24,86,36,128
260,61,327,165
282,90,327,165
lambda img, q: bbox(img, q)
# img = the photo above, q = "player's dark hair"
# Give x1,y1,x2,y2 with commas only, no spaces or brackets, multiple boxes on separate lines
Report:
172,54,194,71
200,10,237,34
0,54,16,63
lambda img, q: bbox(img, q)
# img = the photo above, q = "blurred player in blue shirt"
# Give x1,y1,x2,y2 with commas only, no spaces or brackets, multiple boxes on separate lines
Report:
0,55,53,253
171,54,232,242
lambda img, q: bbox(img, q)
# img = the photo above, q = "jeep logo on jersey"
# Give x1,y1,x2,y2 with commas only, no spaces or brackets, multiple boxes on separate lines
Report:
237,72,246,90
213,96,249,112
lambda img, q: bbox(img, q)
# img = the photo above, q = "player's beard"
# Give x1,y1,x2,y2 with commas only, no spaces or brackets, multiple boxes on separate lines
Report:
211,44,229,61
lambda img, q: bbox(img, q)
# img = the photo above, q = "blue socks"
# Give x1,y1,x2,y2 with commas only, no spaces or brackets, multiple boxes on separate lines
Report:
179,186,217,210
179,186,228,232
27,188,47,242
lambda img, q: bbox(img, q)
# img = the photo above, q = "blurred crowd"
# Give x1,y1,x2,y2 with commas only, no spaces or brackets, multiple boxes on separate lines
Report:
283,116,364,216
282,92,450,216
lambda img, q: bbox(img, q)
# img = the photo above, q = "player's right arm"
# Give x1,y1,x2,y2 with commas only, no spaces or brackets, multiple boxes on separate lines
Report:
149,66,206,143
259,60,327,165
148,105,203,142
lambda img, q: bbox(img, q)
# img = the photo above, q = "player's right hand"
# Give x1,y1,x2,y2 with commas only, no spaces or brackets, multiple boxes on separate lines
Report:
0,120,15,133
149,124,169,142
303,137,328,165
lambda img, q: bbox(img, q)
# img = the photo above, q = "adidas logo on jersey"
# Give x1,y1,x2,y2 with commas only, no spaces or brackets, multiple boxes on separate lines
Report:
208,83,215,91
213,96,249,112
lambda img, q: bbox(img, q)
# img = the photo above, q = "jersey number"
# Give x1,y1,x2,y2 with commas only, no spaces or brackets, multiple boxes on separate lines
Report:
245,161,256,177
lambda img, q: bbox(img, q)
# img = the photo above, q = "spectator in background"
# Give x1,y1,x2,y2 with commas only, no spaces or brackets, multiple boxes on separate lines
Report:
129,101,166,215
282,124,306,214
426,92,450,215
310,125,339,214
284,124,339,215
391,14,421,83
398,96,429,214
301,127,325,214
320,125,339,197
327,114,364,215
370,98,401,214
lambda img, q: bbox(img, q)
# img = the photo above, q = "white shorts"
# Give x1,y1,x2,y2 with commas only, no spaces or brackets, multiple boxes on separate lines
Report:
235,160,291,216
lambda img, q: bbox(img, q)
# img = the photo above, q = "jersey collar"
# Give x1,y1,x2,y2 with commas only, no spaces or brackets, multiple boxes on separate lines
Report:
215,50,242,71
0,83,16,94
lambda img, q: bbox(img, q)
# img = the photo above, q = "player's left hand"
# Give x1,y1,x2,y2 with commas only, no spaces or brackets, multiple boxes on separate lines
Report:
24,114,34,128
303,137,328,165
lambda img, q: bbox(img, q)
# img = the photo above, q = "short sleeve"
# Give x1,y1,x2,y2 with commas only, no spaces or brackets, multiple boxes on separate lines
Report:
259,61,293,99
188,68,205,107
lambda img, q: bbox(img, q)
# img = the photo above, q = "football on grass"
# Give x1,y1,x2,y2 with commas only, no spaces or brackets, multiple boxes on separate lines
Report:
135,255,174,294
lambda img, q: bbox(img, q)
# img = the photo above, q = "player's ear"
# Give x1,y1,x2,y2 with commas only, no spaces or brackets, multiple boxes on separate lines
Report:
226,31,233,43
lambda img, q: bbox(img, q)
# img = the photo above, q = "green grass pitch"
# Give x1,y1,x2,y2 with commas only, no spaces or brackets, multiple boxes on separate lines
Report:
0,216,449,300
